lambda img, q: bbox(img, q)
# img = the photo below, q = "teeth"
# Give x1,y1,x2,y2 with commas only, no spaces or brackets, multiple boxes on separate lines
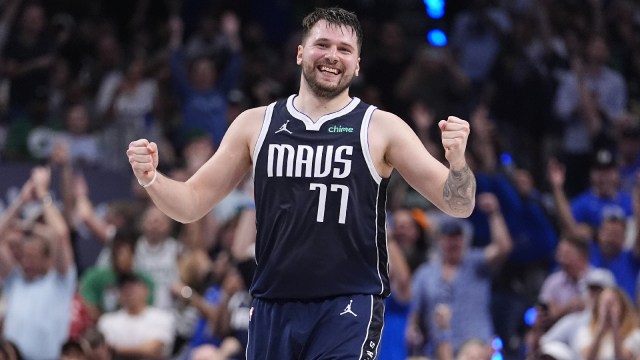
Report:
320,66,339,74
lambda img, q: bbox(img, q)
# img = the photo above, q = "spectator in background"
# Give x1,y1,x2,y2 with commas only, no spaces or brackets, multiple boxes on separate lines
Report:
575,286,640,360
390,207,431,272
590,211,640,300
95,50,162,172
449,0,511,94
133,204,181,311
407,193,512,357
79,328,111,360
538,236,594,325
184,14,228,62
549,155,640,300
167,13,242,150
570,149,632,230
177,250,250,360
615,121,640,194
467,102,557,358
364,21,411,115
539,268,616,359
53,104,100,168
2,2,55,119
395,46,470,122
97,272,174,359
0,166,76,360
79,229,155,323
380,228,413,360
554,35,628,196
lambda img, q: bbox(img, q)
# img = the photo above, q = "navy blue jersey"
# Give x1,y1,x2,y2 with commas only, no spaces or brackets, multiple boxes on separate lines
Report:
251,95,390,300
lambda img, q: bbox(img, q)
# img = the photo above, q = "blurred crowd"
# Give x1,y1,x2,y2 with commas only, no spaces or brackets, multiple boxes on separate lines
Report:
2,0,640,359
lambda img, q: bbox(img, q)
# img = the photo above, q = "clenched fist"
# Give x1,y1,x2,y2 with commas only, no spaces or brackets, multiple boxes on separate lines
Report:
439,116,470,170
127,139,158,186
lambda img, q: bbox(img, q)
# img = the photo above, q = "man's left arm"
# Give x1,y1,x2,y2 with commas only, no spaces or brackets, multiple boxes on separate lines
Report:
377,111,475,218
30,167,73,274
478,192,513,269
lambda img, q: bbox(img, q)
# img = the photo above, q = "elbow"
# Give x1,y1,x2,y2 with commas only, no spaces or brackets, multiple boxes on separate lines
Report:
503,241,514,256
448,200,476,218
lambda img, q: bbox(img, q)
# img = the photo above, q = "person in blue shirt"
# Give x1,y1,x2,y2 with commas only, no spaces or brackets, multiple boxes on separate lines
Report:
570,149,633,229
167,13,243,149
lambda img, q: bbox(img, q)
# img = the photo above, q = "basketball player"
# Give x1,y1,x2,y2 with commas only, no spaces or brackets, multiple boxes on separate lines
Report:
127,7,475,359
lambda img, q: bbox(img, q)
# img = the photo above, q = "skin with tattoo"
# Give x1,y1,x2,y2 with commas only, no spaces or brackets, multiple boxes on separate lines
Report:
444,165,477,216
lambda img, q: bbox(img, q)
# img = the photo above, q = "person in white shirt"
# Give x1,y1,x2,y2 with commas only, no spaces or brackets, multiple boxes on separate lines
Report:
98,272,175,359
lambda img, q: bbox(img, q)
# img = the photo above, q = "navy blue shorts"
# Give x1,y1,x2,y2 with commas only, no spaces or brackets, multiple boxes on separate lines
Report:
246,294,385,360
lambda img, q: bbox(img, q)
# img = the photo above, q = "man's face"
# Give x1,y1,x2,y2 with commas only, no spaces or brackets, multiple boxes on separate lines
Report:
20,239,49,280
119,281,147,309
297,20,360,99
555,241,582,277
598,219,625,256
590,167,619,197
439,233,465,263
141,206,172,239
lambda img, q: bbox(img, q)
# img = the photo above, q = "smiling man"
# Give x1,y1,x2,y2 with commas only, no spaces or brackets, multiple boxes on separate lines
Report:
127,7,476,359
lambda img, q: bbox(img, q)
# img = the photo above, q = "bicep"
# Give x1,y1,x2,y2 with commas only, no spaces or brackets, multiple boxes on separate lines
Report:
380,115,450,211
187,109,261,208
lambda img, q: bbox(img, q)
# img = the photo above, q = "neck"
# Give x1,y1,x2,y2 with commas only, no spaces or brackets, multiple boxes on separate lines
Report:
295,82,352,122
443,257,461,267
127,304,146,315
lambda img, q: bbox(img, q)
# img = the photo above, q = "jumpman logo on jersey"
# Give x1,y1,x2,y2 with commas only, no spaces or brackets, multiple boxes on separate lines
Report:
340,299,357,317
275,120,292,134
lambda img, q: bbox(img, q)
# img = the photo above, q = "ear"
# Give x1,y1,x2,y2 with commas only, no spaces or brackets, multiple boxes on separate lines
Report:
355,57,361,76
296,45,303,65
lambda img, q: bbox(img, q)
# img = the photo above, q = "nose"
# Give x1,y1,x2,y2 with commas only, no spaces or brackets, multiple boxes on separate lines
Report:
325,46,338,62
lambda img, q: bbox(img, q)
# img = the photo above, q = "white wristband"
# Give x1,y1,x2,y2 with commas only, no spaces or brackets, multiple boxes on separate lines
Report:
138,171,158,188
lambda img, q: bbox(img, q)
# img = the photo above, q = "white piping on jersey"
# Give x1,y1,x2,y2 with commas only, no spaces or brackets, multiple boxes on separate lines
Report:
360,105,382,184
286,95,361,131
381,189,390,296
375,182,386,295
252,102,276,180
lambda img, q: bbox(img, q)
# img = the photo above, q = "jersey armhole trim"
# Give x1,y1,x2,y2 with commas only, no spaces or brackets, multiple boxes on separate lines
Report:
252,102,276,179
360,105,382,184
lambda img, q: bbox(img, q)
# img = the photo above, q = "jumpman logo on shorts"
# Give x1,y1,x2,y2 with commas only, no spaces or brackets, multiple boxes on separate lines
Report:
340,299,357,317
275,120,292,134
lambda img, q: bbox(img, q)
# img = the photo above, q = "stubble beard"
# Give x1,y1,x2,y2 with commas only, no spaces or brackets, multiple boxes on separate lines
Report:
302,61,353,99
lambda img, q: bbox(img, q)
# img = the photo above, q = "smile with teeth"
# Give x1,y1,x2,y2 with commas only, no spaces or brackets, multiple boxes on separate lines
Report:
319,65,340,75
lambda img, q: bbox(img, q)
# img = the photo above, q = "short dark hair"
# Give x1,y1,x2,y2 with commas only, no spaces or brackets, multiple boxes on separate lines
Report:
561,235,590,258
301,7,363,50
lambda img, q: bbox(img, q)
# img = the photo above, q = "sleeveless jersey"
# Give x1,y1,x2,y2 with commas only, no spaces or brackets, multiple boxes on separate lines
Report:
251,95,390,300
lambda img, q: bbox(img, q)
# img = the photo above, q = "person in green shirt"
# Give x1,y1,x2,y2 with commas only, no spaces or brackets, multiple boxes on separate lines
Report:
79,229,155,322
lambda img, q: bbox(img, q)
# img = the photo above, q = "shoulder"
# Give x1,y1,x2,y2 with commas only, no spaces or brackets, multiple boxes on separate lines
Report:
230,106,269,130
146,307,174,323
369,109,407,129
413,261,437,280
541,271,565,288
218,106,269,147
136,270,155,285
80,267,110,283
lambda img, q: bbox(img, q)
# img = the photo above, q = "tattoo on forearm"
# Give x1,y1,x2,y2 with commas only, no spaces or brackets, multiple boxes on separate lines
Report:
443,165,476,215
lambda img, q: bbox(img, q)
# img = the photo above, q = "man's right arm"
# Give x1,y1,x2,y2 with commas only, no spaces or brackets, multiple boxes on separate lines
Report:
127,107,264,223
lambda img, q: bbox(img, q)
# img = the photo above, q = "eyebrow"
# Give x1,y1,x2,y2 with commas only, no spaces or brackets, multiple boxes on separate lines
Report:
314,37,356,50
